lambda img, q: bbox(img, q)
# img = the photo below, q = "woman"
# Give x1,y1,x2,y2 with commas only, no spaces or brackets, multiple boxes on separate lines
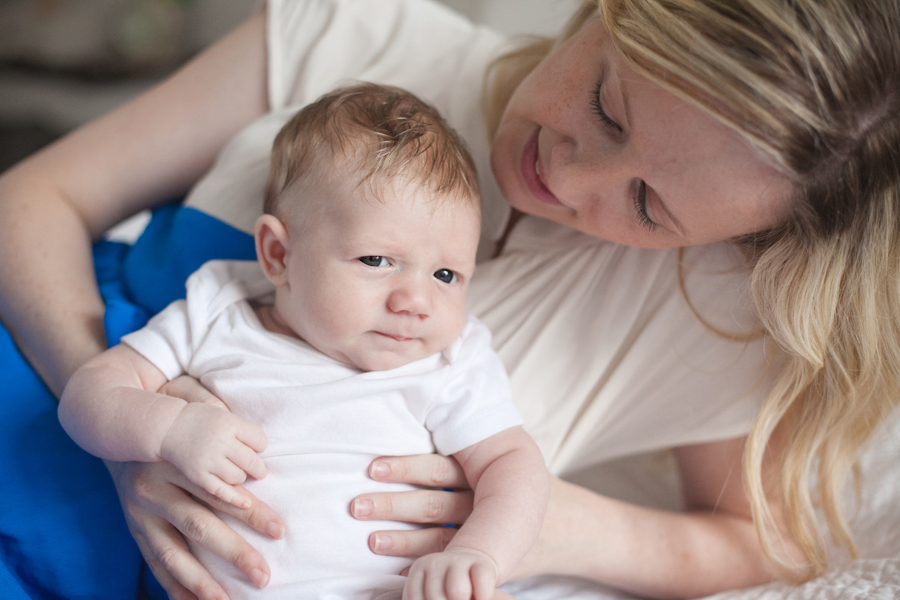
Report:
0,0,897,599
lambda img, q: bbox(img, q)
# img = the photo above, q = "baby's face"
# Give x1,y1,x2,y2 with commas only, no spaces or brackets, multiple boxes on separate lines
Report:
274,176,480,371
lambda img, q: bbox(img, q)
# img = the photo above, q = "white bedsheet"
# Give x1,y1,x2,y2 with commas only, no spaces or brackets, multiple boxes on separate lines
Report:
502,410,900,600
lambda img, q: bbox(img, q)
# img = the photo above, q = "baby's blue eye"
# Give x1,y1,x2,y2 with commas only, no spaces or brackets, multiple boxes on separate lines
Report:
433,269,457,284
359,256,389,267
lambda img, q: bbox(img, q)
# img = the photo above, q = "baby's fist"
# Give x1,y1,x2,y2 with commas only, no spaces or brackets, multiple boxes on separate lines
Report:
403,547,499,600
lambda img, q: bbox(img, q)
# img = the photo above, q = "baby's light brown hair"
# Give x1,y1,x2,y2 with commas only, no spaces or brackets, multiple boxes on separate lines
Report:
264,83,480,218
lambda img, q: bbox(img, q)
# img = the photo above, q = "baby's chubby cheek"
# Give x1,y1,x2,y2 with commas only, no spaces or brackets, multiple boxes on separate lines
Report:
430,308,468,351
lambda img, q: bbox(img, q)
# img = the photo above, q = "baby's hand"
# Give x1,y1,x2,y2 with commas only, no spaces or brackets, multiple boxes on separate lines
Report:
160,402,268,509
403,547,499,600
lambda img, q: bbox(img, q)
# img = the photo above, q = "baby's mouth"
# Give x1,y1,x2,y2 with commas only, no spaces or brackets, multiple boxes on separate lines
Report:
376,332,415,342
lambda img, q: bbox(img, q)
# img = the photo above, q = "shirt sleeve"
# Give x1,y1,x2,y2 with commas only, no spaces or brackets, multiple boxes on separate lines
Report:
425,315,523,456
468,218,773,475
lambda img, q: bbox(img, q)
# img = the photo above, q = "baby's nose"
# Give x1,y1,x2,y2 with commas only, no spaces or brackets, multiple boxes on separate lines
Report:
387,278,431,318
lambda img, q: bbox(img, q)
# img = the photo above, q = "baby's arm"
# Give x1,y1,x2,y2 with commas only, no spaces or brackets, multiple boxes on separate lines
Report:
59,344,267,509
403,426,549,600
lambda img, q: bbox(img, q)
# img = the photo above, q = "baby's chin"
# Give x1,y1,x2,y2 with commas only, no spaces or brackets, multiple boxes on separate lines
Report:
339,339,448,372
346,349,431,373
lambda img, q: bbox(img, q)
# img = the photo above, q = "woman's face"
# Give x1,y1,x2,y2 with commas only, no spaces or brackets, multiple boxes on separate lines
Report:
491,17,792,248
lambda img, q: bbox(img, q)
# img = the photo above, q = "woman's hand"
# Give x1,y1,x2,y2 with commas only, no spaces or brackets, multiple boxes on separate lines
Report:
108,376,285,600
352,453,555,580
351,454,474,558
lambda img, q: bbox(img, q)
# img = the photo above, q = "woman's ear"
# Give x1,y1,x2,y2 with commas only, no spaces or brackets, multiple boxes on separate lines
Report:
255,214,291,286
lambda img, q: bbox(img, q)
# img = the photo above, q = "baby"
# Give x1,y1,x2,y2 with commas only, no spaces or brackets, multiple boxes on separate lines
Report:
59,83,549,600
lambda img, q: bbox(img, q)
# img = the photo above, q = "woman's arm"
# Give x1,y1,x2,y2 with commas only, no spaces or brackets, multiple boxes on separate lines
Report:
0,13,274,600
355,436,800,600
0,11,268,396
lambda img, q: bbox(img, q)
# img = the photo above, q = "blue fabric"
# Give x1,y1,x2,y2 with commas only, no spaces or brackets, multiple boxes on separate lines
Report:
0,205,254,599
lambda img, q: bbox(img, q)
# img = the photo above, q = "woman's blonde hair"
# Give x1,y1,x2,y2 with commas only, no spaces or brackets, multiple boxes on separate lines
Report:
485,0,900,582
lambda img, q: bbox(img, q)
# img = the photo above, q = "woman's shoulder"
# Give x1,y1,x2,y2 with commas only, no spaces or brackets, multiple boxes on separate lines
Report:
184,0,510,238
266,0,507,112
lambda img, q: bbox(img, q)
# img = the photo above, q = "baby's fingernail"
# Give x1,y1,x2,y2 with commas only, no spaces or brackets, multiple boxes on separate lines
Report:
265,521,285,539
372,533,393,552
240,498,252,509
370,461,390,479
250,568,269,588
352,498,373,517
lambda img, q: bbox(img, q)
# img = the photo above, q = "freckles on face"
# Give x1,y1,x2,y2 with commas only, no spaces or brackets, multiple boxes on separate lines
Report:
490,17,792,248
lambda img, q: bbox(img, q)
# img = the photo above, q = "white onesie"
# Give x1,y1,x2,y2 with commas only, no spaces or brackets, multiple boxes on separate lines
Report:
121,260,523,599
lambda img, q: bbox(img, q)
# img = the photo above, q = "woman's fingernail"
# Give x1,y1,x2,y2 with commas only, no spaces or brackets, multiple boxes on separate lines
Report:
370,461,390,479
250,568,269,588
265,521,285,539
353,498,373,517
372,533,393,552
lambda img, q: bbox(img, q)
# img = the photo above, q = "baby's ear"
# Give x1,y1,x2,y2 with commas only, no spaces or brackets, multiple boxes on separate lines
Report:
254,214,291,286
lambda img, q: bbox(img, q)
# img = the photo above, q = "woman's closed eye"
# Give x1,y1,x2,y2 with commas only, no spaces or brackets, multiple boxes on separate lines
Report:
359,256,389,267
590,80,622,135
634,181,658,232
592,81,659,233
433,269,457,284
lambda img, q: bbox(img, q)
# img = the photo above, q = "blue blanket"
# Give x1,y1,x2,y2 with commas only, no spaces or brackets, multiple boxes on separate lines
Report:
0,205,255,599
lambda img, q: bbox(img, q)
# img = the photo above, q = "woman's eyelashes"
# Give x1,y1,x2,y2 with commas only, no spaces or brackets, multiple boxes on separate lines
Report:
633,181,658,232
592,81,659,233
590,80,622,134
358,256,389,267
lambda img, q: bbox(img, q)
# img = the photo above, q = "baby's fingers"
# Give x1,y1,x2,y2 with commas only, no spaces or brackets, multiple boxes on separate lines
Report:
228,443,267,481
471,561,498,600
445,564,473,600
237,422,267,453
402,566,425,600
198,469,252,510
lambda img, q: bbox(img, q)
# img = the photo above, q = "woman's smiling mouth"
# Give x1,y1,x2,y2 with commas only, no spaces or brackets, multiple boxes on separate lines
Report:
521,127,563,206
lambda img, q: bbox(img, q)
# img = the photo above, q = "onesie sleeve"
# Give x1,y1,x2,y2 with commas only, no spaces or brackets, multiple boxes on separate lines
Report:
425,315,524,456
118,261,246,381
120,299,193,382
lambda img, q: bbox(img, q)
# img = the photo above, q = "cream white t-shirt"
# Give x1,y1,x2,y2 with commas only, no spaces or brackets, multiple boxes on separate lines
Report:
122,260,523,599
183,0,773,478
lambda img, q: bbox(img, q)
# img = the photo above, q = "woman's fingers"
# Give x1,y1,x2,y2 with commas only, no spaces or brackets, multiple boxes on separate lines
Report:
130,520,199,600
369,454,468,488
164,465,286,541
352,489,473,525
123,462,276,588
369,525,457,557
138,513,231,600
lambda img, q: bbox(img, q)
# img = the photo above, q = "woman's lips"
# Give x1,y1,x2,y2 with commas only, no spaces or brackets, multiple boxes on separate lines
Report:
521,127,562,206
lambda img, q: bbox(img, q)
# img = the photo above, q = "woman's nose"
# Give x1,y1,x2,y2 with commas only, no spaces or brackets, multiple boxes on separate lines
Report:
387,277,431,318
542,126,630,203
